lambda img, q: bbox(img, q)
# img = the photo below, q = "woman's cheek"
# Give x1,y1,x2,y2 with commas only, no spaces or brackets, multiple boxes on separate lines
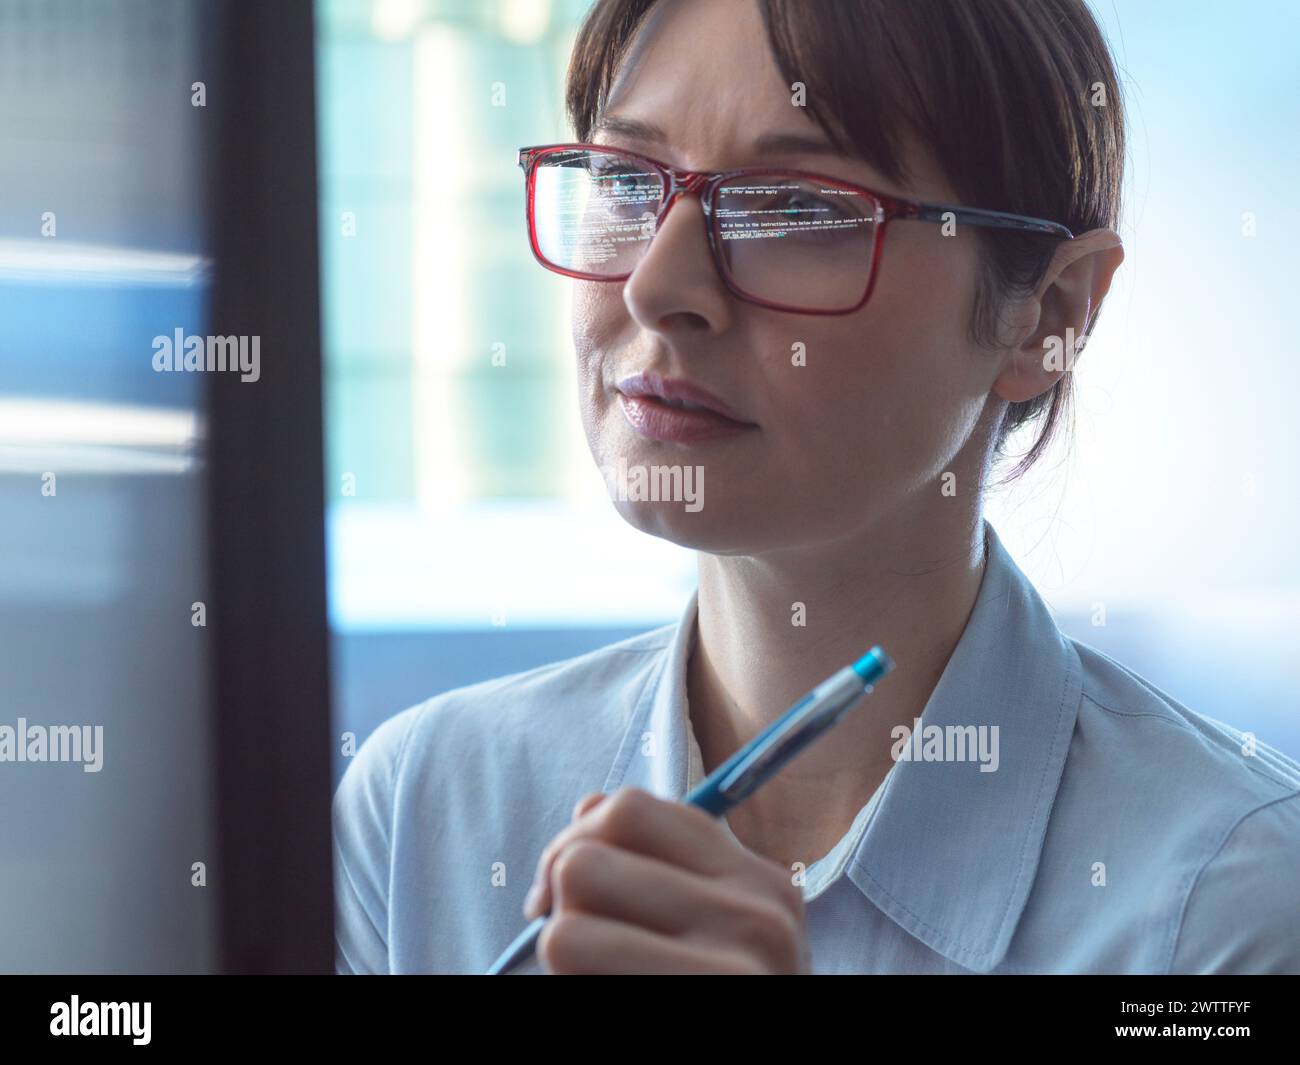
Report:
759,340,887,473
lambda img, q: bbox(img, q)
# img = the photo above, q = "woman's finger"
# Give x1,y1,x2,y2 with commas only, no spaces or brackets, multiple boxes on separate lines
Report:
547,837,803,954
526,787,750,917
521,791,607,916
571,791,605,821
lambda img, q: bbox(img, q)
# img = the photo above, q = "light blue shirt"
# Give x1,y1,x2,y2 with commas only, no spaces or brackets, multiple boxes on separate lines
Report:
332,518,1300,974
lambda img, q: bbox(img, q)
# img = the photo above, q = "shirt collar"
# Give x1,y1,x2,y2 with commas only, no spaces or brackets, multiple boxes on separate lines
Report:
607,518,1082,973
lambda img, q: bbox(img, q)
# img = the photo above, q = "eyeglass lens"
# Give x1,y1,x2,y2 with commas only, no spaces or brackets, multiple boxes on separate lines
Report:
531,148,879,312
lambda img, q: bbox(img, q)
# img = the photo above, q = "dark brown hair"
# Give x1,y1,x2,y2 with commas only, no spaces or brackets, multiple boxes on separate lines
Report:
564,0,1126,489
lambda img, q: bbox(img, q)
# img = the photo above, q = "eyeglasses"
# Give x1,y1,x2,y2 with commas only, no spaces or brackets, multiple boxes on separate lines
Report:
517,141,1074,316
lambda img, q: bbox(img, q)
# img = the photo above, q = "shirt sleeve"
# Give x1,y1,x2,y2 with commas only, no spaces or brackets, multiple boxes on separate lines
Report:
332,707,420,975
1169,791,1300,974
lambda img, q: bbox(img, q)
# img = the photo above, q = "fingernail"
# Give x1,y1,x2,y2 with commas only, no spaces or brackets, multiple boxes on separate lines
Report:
523,882,541,918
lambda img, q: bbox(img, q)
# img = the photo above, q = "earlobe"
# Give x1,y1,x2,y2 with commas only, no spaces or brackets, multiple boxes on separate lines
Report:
992,346,1062,405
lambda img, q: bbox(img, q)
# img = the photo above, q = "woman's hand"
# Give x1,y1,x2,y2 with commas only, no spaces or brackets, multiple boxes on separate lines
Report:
522,786,810,974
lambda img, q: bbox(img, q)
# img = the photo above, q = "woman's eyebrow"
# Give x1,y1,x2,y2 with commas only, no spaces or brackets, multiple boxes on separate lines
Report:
590,114,664,143
591,114,841,160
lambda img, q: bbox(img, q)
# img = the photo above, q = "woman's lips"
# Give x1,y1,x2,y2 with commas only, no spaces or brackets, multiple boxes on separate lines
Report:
616,392,758,444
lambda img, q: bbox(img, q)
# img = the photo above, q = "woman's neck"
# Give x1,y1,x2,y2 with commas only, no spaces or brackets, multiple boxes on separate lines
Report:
686,511,989,867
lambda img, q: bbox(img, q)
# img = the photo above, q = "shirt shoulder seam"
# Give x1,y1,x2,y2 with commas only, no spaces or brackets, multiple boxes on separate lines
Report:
1078,689,1298,793
1166,788,1300,973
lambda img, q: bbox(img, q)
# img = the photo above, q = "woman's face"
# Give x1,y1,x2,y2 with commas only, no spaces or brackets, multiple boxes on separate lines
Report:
574,0,1013,556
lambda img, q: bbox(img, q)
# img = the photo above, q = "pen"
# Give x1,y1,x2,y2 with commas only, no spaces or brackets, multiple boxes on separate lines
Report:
484,645,895,975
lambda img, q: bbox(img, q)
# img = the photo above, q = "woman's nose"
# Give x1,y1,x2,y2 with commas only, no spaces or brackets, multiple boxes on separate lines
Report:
621,191,735,335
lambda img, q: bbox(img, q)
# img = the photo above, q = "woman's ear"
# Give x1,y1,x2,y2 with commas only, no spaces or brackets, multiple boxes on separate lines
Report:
992,228,1124,404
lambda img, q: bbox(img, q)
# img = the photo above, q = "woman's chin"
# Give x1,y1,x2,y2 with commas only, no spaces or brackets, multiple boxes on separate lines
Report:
608,498,763,555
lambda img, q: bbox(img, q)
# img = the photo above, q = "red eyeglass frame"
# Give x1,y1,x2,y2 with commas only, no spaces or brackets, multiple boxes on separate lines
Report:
518,141,1075,316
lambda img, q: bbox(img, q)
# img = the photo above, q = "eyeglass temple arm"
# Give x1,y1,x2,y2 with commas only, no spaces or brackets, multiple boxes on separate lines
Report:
909,201,1074,239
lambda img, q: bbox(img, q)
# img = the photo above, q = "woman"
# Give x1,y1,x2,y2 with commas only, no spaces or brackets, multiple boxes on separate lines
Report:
333,0,1300,974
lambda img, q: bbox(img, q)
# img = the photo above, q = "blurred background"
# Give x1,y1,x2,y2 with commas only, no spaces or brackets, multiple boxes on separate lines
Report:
0,0,332,975
0,0,216,971
317,0,1300,779
0,0,1296,974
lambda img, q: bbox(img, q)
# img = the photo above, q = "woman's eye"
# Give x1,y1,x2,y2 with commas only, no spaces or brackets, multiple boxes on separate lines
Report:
791,189,875,229
589,168,660,218
609,172,643,196
775,188,862,219
780,191,826,214
591,166,647,192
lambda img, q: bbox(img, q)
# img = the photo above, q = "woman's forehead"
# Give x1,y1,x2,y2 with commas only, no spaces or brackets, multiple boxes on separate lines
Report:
590,106,945,203
605,0,788,116
594,0,949,200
